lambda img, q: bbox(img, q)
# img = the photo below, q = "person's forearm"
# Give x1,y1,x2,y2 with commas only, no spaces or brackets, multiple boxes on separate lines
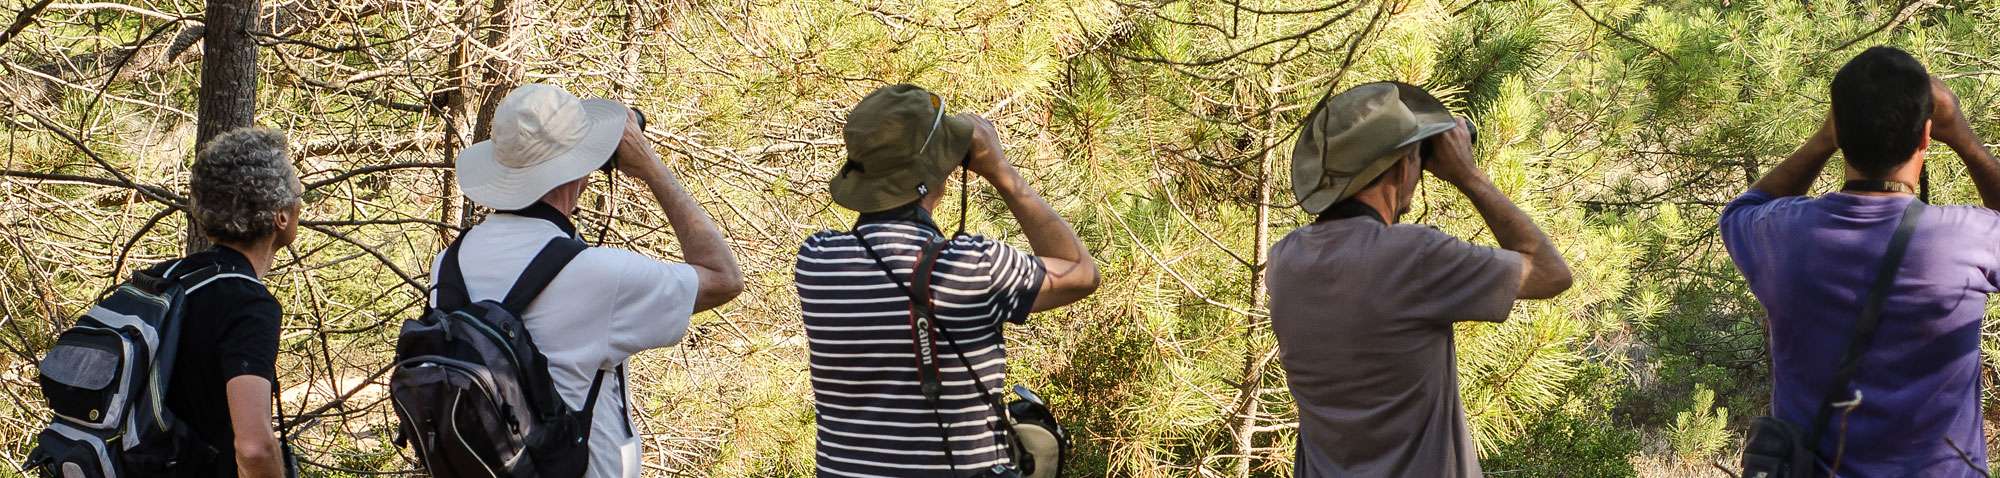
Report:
638,169,742,308
986,167,1087,264
1453,175,1571,299
234,438,280,478
1751,136,1837,197
1944,127,2000,210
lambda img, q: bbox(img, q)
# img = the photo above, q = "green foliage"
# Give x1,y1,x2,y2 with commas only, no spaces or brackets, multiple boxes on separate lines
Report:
1484,408,1642,477
5,0,2000,476
1483,364,1642,477
1667,385,1731,464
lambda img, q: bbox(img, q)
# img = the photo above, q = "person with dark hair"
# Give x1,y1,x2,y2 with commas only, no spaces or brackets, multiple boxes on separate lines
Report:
1723,46,2000,476
148,127,303,478
1269,82,1572,477
1830,47,1935,178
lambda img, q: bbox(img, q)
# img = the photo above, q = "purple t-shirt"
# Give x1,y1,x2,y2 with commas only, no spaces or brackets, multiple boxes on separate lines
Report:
1721,189,2000,477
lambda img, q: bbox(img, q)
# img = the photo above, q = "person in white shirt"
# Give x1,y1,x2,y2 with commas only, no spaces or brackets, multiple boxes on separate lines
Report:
436,83,743,478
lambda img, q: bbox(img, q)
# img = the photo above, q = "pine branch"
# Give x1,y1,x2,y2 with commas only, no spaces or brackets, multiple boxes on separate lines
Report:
1829,0,1938,53
1563,0,1677,65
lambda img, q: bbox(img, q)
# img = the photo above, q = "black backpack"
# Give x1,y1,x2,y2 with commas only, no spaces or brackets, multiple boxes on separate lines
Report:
391,236,607,478
22,260,263,477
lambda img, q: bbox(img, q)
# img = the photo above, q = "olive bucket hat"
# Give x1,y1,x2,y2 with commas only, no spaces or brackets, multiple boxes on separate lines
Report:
830,84,975,213
1291,81,1457,214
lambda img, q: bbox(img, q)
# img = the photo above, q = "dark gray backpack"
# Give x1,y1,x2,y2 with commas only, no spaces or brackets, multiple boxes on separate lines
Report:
391,237,606,477
22,260,263,477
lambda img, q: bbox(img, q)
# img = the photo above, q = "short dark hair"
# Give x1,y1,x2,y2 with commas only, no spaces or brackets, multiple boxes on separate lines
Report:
1831,46,1932,177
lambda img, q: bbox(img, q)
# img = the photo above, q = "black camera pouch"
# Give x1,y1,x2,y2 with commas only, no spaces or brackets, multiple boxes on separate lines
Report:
1740,416,1813,478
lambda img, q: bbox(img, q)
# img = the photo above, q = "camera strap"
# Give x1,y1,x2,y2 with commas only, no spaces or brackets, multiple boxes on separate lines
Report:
1804,199,1925,457
1839,180,1915,195
856,230,1015,471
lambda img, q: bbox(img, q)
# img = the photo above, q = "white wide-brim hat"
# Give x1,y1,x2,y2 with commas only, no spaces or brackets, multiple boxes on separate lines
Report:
457,83,628,210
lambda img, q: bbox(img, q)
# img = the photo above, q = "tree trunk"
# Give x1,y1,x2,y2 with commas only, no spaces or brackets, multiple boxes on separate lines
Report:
437,0,522,239
188,0,261,254
1229,73,1283,478
437,0,479,244
470,0,523,144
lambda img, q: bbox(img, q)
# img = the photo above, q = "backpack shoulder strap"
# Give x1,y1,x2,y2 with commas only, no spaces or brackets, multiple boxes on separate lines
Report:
499,237,588,315
181,267,260,295
434,236,472,310
1808,199,1926,445
574,369,610,439
171,257,259,295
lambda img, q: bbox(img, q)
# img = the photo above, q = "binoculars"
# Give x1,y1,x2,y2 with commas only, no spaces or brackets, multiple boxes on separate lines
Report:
600,108,647,172
1420,118,1477,165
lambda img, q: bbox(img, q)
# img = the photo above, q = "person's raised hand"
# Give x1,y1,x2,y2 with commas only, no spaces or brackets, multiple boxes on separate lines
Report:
961,114,1012,182
613,109,668,179
1807,110,1838,153
1930,76,1973,148
1421,117,1485,187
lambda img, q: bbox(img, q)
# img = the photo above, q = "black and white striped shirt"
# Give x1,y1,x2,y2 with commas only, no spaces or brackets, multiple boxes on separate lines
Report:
796,211,1045,477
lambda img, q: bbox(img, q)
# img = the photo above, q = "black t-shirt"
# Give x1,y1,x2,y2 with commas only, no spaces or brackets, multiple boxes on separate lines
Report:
141,246,281,477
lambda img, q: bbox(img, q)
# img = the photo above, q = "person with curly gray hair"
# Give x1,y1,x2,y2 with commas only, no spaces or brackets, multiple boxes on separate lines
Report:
139,126,303,478
190,127,304,249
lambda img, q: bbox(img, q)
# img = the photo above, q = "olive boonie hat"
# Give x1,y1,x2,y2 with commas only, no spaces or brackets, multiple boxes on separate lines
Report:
831,84,975,213
1291,81,1457,214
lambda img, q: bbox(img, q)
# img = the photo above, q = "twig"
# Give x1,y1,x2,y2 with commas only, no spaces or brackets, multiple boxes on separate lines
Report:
1944,437,1992,478
1564,0,1678,65
301,224,426,294
7,102,185,206
0,169,185,207
303,161,450,190
0,0,56,50
108,206,176,282
43,2,181,22
1830,0,1936,52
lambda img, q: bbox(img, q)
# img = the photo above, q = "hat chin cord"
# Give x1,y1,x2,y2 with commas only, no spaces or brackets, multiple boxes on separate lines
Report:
955,161,969,238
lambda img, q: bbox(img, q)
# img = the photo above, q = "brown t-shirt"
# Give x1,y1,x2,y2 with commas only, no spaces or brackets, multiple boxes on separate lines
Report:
1268,216,1522,478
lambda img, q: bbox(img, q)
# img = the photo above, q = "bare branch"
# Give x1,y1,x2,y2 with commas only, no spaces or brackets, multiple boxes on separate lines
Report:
0,0,56,49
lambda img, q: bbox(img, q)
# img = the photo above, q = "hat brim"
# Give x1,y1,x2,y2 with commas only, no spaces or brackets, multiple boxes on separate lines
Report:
457,99,628,210
1393,120,1459,150
829,114,974,213
1297,120,1456,214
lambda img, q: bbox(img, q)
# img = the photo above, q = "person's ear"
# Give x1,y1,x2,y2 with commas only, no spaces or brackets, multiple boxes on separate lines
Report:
1400,152,1422,185
1918,120,1933,153
272,204,300,248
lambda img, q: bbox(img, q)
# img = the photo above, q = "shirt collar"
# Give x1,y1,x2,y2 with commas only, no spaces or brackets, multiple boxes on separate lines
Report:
496,201,580,239
1315,200,1388,225
210,244,255,271
854,202,942,236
